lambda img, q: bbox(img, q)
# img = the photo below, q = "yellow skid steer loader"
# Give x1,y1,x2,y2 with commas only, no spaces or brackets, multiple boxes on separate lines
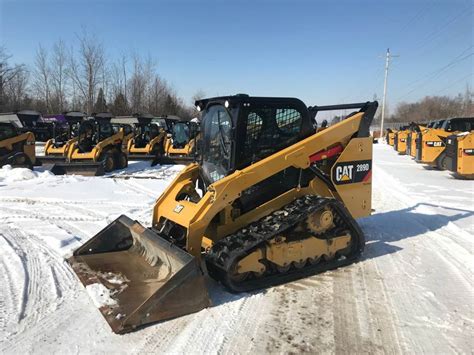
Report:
68,95,378,333
0,122,37,168
444,131,474,179
51,113,128,176
416,117,473,169
43,111,86,161
126,114,166,160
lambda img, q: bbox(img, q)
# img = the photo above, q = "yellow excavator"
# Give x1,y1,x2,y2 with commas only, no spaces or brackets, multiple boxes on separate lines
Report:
67,95,378,334
51,113,128,176
0,121,37,168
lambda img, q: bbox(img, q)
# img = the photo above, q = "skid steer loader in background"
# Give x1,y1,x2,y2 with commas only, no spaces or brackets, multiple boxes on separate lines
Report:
0,121,37,168
126,114,166,161
51,113,128,176
394,125,409,154
416,117,473,169
43,111,86,162
151,117,200,166
385,128,396,146
112,122,135,152
68,95,378,334
406,122,426,157
415,119,443,161
444,131,474,179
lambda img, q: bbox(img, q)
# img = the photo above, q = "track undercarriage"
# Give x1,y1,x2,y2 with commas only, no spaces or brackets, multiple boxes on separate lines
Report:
206,196,364,292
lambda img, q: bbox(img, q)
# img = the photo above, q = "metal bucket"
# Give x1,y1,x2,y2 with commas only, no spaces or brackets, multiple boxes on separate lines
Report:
67,215,211,334
50,161,105,176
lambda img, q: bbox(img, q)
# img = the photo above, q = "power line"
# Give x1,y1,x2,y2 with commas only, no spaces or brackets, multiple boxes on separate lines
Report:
433,73,473,95
408,6,472,56
395,45,473,101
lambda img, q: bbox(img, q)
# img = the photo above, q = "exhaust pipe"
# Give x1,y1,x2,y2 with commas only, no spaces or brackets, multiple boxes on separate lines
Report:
67,215,211,334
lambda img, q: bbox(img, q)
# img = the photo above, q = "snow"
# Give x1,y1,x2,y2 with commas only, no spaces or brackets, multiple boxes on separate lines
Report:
86,283,118,308
0,165,54,183
0,145,473,353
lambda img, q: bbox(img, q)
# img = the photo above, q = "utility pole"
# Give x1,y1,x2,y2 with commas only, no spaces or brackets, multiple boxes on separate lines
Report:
380,48,399,140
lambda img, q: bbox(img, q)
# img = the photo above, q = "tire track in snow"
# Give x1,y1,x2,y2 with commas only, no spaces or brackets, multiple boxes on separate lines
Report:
0,232,27,341
0,227,77,351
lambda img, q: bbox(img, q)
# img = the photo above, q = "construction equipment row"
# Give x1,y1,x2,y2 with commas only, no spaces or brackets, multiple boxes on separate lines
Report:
0,112,199,175
385,117,473,179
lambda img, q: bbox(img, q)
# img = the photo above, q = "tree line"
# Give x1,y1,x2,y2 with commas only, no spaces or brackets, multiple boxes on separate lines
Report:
0,33,199,118
330,89,473,127
388,90,473,123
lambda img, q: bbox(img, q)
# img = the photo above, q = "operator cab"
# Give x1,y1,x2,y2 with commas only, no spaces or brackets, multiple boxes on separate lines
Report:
441,117,473,133
53,111,86,146
132,113,161,148
0,122,18,141
78,113,114,153
195,95,315,184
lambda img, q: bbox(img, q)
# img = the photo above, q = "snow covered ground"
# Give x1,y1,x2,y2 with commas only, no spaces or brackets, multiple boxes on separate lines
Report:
0,144,472,354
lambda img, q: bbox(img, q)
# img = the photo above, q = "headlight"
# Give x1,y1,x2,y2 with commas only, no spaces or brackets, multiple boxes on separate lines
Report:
224,100,230,108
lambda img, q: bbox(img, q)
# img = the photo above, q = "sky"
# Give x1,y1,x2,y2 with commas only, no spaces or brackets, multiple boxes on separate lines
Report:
0,0,472,113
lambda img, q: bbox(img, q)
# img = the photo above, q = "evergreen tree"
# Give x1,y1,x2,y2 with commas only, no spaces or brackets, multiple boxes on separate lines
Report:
93,87,107,113
111,92,129,115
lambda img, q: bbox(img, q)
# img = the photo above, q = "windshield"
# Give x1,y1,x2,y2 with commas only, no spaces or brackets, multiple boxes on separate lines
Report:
152,118,167,130
201,105,232,183
172,122,190,147
99,122,113,139
0,123,17,140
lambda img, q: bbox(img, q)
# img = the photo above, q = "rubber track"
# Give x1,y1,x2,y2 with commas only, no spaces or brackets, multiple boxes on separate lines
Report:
205,195,365,293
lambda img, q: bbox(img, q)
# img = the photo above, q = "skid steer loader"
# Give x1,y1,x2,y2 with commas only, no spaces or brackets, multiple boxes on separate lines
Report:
406,122,426,158
385,128,396,146
67,95,378,333
416,117,473,169
112,122,135,152
151,117,200,166
0,122,37,168
51,113,128,176
394,125,409,154
126,114,166,161
444,131,474,179
43,111,86,162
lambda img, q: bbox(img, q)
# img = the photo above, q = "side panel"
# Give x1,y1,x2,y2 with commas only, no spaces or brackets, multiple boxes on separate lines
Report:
331,137,372,219
458,134,474,176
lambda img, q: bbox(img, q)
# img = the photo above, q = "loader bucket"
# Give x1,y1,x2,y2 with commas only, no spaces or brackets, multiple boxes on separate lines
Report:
67,215,211,334
50,161,105,176
151,155,194,166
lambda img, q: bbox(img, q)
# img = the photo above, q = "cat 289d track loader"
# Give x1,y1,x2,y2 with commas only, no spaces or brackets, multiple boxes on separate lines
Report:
68,95,378,334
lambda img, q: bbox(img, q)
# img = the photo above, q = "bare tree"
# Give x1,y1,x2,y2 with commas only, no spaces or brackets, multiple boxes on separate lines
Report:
0,47,27,111
68,32,105,114
33,45,51,112
4,69,30,111
50,39,68,112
